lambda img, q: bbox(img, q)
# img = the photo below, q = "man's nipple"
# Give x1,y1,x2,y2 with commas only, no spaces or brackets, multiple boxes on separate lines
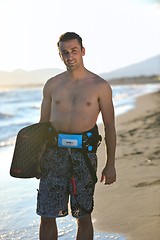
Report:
86,102,92,106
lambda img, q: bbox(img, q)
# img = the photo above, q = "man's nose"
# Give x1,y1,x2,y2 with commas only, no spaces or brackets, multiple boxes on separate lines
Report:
67,52,73,59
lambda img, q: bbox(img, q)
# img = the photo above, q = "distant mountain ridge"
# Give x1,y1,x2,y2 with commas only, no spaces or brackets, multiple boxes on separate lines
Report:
0,55,160,87
100,55,160,80
0,68,63,87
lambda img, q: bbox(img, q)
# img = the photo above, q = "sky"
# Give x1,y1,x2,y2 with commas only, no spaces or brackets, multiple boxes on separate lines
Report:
0,0,160,74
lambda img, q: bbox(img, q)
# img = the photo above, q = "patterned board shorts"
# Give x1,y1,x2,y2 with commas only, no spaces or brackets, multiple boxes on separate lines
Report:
36,147,97,218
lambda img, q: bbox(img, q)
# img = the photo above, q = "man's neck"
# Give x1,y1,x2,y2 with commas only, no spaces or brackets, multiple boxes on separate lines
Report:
66,67,88,81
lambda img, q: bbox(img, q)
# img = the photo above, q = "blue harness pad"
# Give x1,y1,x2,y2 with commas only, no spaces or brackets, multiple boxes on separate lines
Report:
58,133,83,149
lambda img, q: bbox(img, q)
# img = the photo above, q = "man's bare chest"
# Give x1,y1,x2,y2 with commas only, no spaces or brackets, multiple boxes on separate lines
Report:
51,85,98,108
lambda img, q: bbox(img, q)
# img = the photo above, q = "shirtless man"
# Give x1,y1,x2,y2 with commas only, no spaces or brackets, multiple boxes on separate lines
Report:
37,32,116,240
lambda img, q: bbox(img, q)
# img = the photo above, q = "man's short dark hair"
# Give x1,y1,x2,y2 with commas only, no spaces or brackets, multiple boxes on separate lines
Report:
57,32,83,49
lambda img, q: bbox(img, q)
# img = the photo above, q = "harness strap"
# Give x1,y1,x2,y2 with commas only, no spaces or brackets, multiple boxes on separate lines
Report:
81,150,98,184
68,150,94,214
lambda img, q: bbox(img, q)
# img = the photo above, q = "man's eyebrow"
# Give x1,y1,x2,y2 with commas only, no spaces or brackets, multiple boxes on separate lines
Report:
61,47,78,52
71,47,78,50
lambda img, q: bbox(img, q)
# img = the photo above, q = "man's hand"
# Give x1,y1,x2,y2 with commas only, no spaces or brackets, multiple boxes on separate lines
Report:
100,165,116,185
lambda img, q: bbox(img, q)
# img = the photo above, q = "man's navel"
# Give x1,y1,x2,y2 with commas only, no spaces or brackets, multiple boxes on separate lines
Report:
55,100,60,105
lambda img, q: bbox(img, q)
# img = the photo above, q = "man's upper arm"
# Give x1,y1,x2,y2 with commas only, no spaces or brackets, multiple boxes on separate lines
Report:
99,81,115,127
40,82,52,122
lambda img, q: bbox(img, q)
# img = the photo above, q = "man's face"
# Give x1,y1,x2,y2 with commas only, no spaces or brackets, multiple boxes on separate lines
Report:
58,39,85,70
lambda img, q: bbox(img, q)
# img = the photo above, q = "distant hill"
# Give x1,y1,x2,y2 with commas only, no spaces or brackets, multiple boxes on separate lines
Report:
0,68,63,88
0,55,160,88
100,55,160,80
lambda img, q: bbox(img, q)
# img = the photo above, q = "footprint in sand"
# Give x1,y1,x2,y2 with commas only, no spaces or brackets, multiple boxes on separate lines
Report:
134,179,160,187
147,150,160,160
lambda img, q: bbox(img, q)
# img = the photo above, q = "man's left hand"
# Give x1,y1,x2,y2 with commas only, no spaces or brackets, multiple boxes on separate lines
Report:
100,165,116,185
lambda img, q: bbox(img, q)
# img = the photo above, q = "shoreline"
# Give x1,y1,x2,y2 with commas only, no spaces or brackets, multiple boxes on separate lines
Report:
0,75,159,90
109,76,160,85
93,91,160,239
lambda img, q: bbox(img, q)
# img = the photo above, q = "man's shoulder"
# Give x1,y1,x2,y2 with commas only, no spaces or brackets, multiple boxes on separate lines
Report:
44,72,65,86
88,73,112,98
90,72,111,88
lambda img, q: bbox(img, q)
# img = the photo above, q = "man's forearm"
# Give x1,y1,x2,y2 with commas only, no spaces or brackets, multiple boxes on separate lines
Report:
104,124,116,167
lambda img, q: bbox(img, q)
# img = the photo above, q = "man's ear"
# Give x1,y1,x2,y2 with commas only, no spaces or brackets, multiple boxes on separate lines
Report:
82,47,85,56
59,52,63,61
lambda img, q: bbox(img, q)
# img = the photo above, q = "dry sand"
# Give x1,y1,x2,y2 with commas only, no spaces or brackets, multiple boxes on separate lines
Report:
93,90,160,240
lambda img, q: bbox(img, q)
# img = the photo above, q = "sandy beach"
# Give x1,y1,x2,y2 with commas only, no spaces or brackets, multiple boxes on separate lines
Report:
93,90,160,240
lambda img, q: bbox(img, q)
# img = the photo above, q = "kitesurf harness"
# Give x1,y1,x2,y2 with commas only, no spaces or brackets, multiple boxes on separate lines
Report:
47,124,102,183
46,124,102,214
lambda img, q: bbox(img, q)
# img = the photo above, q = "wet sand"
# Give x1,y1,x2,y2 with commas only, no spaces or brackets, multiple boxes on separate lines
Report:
93,90,160,240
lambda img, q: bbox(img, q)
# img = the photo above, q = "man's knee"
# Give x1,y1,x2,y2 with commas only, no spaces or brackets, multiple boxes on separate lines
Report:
41,217,56,227
76,214,92,228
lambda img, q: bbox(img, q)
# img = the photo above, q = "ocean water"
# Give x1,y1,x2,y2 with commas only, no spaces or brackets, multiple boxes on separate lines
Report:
0,83,159,240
